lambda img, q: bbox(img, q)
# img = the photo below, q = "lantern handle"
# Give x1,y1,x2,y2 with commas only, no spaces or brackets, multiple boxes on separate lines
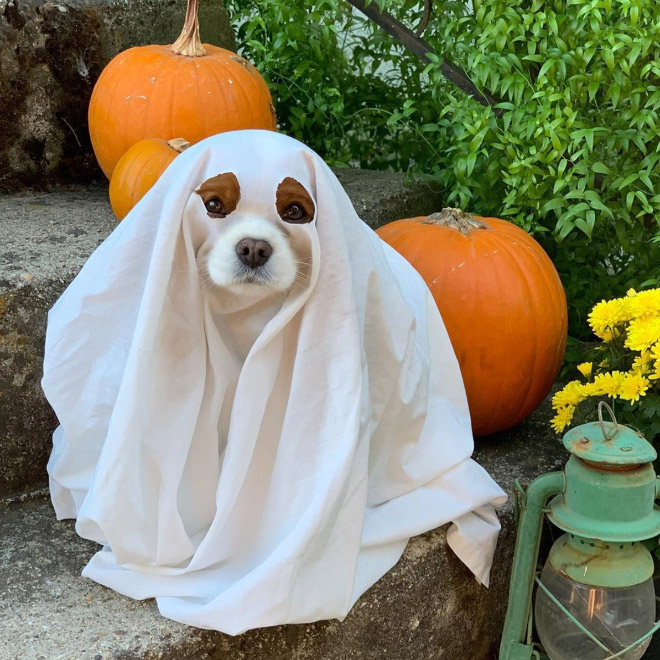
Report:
597,401,618,441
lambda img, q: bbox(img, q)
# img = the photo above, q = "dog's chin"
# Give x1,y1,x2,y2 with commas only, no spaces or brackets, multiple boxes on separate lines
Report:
223,276,291,298
207,265,295,298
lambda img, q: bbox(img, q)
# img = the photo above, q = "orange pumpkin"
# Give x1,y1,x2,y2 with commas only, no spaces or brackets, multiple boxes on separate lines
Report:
89,0,276,179
109,138,189,221
377,208,567,437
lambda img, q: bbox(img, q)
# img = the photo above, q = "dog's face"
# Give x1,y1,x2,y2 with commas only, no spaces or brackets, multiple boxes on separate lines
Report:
195,173,315,296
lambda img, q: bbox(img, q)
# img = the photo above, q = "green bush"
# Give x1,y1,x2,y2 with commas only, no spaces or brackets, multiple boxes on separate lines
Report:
225,0,429,169
226,0,660,337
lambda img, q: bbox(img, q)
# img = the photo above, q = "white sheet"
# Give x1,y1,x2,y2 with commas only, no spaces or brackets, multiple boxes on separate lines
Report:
42,130,507,634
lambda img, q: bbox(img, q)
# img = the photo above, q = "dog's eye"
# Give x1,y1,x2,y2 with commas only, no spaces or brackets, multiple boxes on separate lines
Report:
204,198,227,217
281,203,308,224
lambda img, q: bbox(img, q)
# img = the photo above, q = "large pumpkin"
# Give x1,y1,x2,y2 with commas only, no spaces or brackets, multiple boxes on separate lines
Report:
109,138,189,221
377,208,567,437
88,0,276,179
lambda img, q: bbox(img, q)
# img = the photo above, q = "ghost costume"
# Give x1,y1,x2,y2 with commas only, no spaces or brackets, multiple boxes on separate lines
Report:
43,130,507,634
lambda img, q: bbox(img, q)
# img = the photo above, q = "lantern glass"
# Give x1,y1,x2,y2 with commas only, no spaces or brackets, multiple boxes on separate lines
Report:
535,562,656,660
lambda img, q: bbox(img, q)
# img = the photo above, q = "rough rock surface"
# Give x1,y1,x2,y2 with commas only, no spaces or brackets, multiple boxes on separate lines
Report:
0,171,443,497
0,401,567,660
5,177,651,660
0,0,235,190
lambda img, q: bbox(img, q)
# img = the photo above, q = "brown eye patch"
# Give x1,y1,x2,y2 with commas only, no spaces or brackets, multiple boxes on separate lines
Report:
195,172,241,218
276,177,315,224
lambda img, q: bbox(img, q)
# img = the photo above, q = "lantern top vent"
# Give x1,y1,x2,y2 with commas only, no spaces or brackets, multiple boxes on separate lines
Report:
563,404,656,467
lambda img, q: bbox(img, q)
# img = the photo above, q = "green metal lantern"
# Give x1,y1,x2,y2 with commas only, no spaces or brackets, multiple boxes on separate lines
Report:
500,404,660,660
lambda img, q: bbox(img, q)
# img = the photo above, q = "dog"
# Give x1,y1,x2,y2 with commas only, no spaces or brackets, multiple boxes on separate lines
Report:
43,131,505,634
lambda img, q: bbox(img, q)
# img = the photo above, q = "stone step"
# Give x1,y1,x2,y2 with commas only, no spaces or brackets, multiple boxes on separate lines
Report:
0,403,568,660
4,177,655,659
0,171,443,498
0,0,234,190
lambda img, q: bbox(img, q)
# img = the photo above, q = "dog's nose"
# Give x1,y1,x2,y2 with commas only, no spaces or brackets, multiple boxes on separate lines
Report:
236,238,273,268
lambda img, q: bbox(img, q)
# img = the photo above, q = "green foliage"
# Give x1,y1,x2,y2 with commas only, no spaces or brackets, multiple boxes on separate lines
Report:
226,0,660,335
428,0,660,234
225,0,433,168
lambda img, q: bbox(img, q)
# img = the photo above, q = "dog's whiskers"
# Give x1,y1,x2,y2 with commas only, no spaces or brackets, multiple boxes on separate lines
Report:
292,272,312,288
293,268,312,281
196,257,218,290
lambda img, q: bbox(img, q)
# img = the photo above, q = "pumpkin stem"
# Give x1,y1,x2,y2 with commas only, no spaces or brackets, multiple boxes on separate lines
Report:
422,207,489,234
167,138,191,153
171,0,206,57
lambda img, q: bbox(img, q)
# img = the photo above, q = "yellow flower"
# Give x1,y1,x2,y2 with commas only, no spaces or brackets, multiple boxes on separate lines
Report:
581,381,601,397
627,288,660,319
590,371,626,398
652,343,660,361
577,362,593,377
632,351,652,375
552,381,587,409
548,289,660,437
603,328,621,341
588,297,632,340
619,372,650,403
625,317,660,352
650,343,660,380
551,406,575,433
649,363,660,381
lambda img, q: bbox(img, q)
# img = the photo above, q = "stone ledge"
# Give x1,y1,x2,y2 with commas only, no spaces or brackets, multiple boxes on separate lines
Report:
0,174,575,660
0,187,115,497
0,172,443,497
334,169,443,229
0,402,567,660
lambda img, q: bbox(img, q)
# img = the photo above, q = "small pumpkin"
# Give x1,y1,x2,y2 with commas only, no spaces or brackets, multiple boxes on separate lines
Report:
377,208,567,437
89,0,276,179
109,138,189,221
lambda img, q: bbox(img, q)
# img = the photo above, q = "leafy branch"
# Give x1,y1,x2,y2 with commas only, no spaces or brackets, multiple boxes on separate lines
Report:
345,0,501,111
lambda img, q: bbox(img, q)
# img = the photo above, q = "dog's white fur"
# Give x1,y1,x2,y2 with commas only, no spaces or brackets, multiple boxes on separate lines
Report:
206,217,299,295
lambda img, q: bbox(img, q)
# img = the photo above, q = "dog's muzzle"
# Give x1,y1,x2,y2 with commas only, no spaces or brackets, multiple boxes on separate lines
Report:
204,216,299,292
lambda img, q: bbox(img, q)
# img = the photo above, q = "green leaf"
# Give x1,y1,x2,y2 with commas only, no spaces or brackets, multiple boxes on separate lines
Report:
592,162,612,175
640,172,654,191
550,130,562,151
610,84,621,109
538,59,555,80
618,174,639,190
542,197,566,214
630,4,639,26
603,48,615,71
466,151,478,176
